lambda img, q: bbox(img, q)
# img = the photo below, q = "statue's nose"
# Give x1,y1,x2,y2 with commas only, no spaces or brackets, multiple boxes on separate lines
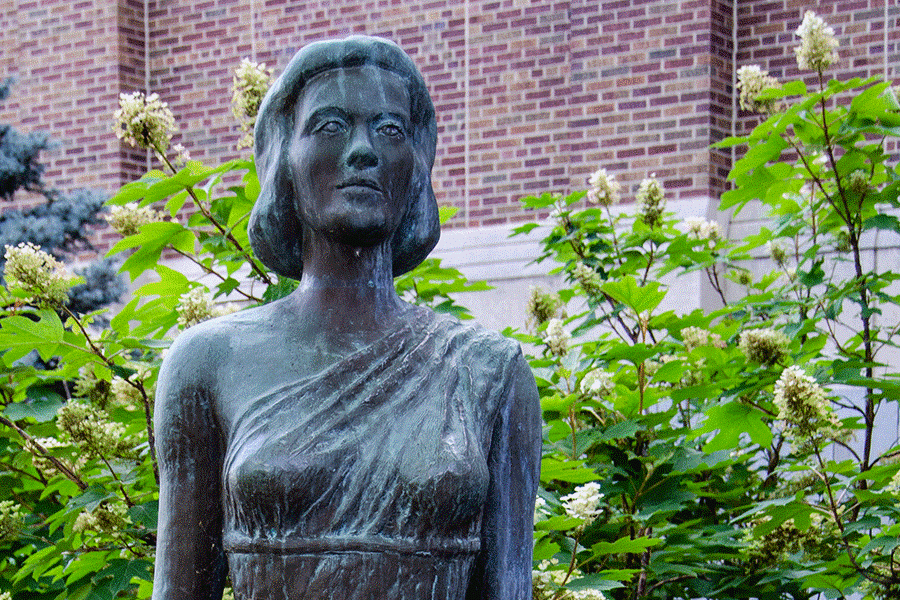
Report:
345,128,378,169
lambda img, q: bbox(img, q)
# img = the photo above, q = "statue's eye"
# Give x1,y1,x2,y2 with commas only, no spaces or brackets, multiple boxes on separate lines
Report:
378,123,405,139
317,120,346,134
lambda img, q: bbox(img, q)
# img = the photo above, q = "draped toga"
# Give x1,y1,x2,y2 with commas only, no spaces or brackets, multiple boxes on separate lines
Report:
204,309,539,599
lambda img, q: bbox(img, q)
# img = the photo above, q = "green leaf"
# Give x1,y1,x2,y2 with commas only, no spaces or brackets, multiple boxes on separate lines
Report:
600,276,666,314
4,386,64,421
0,309,64,362
697,401,773,451
540,457,598,484
67,485,116,513
591,536,662,555
89,559,153,600
730,135,789,178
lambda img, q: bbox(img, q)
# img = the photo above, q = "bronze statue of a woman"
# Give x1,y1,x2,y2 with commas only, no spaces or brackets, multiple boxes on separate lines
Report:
152,36,541,600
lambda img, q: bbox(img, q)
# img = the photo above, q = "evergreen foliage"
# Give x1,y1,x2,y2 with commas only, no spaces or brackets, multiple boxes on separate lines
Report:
0,79,124,314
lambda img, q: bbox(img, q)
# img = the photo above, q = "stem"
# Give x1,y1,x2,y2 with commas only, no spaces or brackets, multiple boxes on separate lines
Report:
0,415,87,490
704,264,728,306
97,453,135,507
813,445,892,586
154,143,273,285
171,249,263,302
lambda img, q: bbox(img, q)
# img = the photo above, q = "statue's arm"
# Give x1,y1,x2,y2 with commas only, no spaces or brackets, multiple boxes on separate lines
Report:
468,350,541,599
151,332,227,600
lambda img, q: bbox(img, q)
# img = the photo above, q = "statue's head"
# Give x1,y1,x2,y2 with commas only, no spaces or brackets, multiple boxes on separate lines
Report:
249,36,440,279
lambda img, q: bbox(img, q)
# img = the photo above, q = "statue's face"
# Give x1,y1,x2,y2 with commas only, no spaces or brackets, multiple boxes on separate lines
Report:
289,65,414,246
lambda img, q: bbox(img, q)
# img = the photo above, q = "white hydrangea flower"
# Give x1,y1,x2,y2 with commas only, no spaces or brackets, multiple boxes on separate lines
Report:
232,58,274,150
57,401,135,460
111,375,145,408
527,287,561,327
766,240,789,266
773,366,844,448
104,203,165,237
3,242,72,307
681,326,725,352
582,369,614,399
0,500,24,542
26,436,73,474
534,496,550,524
586,168,621,206
636,174,665,228
884,470,900,497
572,261,601,295
176,287,216,329
561,481,603,528
72,502,129,535
739,328,790,364
569,590,608,600
0,591,11,600
794,11,839,72
543,318,571,357
113,91,177,152
171,143,191,167
684,216,721,243
736,65,780,113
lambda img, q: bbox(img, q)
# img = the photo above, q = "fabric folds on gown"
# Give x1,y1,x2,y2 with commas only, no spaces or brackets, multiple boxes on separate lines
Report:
220,310,523,600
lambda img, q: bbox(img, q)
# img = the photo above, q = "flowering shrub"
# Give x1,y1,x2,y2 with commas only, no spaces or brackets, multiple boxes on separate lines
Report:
0,11,897,599
0,57,480,600
517,11,900,599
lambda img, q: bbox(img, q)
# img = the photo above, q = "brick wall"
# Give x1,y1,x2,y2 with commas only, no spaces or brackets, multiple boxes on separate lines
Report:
736,0,899,136
2,0,898,249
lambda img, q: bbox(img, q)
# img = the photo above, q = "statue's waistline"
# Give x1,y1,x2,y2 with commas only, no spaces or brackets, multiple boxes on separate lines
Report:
223,532,481,557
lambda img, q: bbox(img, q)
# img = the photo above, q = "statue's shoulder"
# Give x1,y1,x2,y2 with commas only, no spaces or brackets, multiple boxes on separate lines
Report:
414,307,524,370
159,301,280,387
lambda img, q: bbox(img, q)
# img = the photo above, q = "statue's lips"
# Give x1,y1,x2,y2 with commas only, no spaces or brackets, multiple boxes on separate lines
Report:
336,179,382,192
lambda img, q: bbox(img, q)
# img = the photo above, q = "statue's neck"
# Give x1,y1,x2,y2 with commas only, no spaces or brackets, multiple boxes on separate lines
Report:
291,233,406,335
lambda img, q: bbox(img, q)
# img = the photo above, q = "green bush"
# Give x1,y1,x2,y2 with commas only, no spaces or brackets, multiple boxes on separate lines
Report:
0,12,897,599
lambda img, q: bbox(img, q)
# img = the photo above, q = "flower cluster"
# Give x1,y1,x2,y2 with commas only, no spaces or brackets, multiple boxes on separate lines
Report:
561,481,603,529
73,502,129,535
743,517,823,571
736,65,780,113
26,436,73,474
766,240,789,267
57,401,136,460
571,261,601,296
739,328,790,364
170,143,191,168
73,368,111,406
773,366,844,448
111,375,147,409
543,318,571,357
681,326,726,352
527,286,561,327
586,168,621,206
636,174,665,228
176,288,238,329
847,170,869,196
534,496,550,524
3,242,72,307
684,216,721,244
177,287,216,329
232,58,274,149
104,203,165,237
794,11,839,72
0,500,24,542
113,91,177,153
582,369,615,400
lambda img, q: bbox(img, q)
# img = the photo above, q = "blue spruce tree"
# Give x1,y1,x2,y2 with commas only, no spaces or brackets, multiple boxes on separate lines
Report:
0,78,124,314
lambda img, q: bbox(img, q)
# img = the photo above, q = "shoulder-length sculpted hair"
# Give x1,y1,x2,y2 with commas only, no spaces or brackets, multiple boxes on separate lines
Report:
248,36,440,279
